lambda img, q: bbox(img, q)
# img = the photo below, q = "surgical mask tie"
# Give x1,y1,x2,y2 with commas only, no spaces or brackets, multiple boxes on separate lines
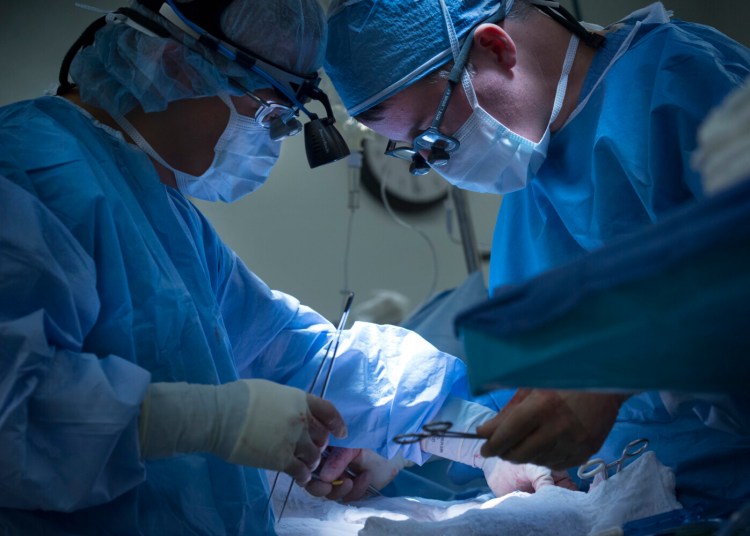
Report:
110,92,281,202
434,35,579,195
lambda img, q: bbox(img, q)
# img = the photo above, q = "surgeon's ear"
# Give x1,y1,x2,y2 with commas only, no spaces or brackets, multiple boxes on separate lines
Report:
473,24,517,70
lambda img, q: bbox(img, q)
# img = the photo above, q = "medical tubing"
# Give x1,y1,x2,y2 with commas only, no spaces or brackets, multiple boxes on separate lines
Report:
379,178,439,302
342,152,362,293
342,208,356,293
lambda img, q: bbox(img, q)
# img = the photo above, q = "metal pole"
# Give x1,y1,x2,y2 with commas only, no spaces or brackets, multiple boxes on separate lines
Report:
450,186,482,275
570,0,583,20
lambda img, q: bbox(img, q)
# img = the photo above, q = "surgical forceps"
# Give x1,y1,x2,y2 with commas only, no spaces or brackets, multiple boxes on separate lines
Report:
269,293,379,522
317,447,382,496
577,438,650,482
393,421,485,445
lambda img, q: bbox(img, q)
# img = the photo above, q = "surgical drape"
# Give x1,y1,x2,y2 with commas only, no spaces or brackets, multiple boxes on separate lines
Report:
485,7,750,515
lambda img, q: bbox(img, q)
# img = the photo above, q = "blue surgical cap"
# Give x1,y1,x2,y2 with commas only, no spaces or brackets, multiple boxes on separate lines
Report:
325,0,513,117
70,0,326,116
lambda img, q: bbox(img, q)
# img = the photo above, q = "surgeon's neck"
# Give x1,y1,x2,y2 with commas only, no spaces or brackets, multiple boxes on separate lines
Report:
61,90,179,188
506,9,597,133
62,90,122,138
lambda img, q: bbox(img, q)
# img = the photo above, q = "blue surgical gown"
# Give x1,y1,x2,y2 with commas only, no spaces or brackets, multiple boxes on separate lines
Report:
484,5,750,516
0,96,468,535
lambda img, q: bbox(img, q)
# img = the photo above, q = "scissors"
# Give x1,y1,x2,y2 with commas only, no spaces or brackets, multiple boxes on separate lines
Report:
577,438,649,481
393,421,485,445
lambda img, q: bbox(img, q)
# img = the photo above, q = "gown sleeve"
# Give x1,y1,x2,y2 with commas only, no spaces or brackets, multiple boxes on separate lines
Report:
0,175,150,511
215,245,471,464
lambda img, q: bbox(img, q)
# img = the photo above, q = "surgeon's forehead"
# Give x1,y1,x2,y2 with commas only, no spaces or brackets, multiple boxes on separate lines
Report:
358,80,444,143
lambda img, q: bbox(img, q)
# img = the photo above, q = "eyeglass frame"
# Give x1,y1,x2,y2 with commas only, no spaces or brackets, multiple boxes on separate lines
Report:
245,89,303,139
383,9,508,174
229,79,304,140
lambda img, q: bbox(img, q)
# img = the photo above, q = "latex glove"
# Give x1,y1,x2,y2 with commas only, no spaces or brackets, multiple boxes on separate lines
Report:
305,447,408,502
139,380,347,485
420,397,576,496
482,457,577,496
477,389,630,470
692,78,750,196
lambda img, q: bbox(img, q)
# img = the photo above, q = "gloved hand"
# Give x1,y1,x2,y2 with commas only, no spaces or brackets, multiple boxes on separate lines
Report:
305,447,408,502
477,389,630,470
138,380,347,485
481,457,577,496
420,397,576,497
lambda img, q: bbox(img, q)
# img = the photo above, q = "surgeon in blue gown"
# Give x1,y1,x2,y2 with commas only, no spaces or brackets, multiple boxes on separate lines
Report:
325,0,750,516
0,1,571,534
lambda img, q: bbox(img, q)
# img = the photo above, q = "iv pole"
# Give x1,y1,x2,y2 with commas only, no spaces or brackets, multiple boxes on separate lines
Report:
449,186,482,275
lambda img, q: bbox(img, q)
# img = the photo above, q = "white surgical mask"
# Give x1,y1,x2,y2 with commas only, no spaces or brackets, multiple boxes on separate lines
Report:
434,35,579,195
112,92,282,202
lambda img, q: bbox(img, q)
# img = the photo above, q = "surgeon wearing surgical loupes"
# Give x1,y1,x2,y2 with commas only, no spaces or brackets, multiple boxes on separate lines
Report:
325,0,750,516
0,0,580,534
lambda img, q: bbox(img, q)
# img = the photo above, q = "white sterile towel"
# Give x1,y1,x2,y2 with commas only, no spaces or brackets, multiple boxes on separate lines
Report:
692,77,750,196
272,451,681,536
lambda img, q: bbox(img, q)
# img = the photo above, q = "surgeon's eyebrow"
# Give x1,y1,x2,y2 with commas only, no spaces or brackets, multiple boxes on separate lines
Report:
354,101,390,124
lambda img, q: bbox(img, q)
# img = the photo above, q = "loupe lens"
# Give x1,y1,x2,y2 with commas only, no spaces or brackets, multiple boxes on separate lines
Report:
270,116,302,141
409,153,431,176
385,140,416,161
428,146,450,167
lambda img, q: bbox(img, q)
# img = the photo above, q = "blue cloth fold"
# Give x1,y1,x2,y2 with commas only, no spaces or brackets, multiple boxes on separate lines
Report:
0,96,468,534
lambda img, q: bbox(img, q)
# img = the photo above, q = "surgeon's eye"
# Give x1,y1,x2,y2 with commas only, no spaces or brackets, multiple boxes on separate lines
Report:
255,102,296,127
271,87,294,107
385,139,416,161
